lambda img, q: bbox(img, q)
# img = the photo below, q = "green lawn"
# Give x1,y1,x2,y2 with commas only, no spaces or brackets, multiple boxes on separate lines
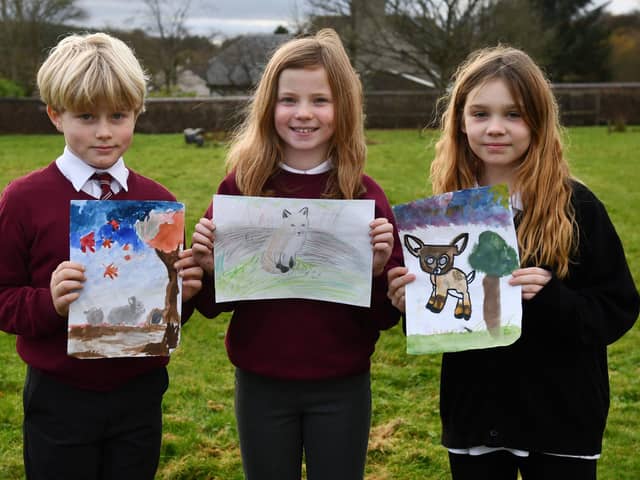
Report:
0,127,639,479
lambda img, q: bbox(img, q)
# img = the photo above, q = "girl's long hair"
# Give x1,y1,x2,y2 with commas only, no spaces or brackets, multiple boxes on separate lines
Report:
431,46,576,278
226,28,366,199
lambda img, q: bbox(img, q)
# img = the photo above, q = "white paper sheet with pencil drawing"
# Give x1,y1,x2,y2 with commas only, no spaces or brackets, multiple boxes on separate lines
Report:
213,194,375,307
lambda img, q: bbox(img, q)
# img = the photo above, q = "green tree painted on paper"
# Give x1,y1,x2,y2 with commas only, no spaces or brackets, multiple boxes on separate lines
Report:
468,231,519,337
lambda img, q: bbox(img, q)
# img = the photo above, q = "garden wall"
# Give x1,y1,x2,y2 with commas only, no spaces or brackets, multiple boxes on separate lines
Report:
2,83,639,134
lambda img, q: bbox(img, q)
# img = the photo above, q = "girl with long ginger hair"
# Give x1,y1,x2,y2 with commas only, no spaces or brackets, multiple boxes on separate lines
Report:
192,29,403,479
388,46,638,479
227,28,367,200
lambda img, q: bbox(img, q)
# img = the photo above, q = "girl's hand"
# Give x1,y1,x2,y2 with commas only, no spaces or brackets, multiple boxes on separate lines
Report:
175,249,203,302
387,266,416,313
370,217,394,277
192,218,216,276
50,261,86,316
508,267,552,301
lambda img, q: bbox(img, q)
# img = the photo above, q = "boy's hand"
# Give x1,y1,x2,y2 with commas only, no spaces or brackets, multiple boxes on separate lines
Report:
370,217,394,277
387,266,416,313
50,261,86,317
192,217,216,276
508,267,551,300
175,249,203,302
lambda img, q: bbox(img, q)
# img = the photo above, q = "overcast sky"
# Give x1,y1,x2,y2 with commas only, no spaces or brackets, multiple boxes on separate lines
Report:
72,0,639,38
72,0,302,38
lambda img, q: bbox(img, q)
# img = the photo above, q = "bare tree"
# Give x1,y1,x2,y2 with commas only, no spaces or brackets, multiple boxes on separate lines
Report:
303,0,374,69
375,0,488,89
304,0,548,91
0,0,86,93
142,0,193,92
287,0,311,35
304,0,484,88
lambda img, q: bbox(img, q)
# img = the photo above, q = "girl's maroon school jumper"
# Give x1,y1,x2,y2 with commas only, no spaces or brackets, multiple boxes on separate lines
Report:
193,169,403,380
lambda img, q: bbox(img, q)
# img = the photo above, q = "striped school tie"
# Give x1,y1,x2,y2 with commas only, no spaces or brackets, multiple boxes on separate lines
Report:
91,172,114,200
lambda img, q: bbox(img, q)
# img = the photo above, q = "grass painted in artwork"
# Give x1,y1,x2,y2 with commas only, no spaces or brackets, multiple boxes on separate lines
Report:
217,254,369,304
407,326,522,354
0,127,639,479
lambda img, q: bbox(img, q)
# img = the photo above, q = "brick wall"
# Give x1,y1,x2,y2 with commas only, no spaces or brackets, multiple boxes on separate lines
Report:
2,83,639,134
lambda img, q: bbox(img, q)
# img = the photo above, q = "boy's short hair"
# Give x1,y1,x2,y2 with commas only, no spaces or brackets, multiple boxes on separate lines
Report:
37,32,148,114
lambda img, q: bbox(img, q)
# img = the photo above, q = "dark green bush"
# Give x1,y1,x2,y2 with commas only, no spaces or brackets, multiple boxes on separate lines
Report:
0,78,26,97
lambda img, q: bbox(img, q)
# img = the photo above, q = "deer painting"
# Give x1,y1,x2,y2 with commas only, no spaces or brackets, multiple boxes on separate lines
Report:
404,233,476,320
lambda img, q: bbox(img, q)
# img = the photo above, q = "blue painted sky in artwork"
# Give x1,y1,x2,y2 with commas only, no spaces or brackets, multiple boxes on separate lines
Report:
70,200,183,253
393,185,513,230
68,199,185,328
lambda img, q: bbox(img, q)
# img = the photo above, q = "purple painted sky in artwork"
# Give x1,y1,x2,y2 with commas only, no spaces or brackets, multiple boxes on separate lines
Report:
393,185,513,231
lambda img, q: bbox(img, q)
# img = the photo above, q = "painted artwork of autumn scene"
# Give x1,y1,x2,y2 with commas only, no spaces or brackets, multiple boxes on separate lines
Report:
68,200,185,358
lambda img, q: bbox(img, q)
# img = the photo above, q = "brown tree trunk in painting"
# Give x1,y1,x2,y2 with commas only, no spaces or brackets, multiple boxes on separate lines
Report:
155,247,181,350
482,275,501,337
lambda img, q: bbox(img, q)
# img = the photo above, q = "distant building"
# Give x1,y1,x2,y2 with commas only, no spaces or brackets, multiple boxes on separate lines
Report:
205,0,434,96
176,69,210,96
206,34,292,95
152,68,210,96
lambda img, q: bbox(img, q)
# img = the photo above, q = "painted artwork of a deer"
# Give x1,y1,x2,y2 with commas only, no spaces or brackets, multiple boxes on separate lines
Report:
404,233,476,320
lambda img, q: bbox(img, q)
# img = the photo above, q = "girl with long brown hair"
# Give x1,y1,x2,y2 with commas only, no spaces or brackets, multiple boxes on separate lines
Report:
388,46,638,479
191,29,402,479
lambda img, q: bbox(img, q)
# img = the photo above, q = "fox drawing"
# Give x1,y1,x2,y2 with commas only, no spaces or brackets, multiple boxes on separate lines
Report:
261,207,309,273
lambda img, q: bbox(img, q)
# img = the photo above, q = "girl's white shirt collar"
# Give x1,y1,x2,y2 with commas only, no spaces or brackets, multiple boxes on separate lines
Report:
510,191,523,213
279,159,332,175
55,146,129,198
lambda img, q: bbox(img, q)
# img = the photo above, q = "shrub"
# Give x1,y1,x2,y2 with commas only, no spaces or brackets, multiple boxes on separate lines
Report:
0,78,26,97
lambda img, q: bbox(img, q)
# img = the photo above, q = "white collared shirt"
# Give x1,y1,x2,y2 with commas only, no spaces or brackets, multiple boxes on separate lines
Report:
511,190,523,215
279,159,333,175
55,146,129,199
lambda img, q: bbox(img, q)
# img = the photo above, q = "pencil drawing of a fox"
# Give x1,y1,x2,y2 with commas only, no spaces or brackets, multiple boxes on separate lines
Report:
261,207,309,273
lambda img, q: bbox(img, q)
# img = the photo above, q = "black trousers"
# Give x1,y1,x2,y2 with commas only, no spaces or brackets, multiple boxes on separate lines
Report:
235,368,372,480
23,366,168,480
449,450,597,480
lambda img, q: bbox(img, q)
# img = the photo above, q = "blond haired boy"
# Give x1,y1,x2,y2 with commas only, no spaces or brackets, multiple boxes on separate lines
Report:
0,32,202,479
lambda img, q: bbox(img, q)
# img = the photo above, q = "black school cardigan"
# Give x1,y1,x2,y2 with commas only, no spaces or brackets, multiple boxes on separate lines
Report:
439,181,639,456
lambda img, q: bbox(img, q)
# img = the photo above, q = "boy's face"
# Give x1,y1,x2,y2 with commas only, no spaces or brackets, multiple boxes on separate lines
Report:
47,104,136,170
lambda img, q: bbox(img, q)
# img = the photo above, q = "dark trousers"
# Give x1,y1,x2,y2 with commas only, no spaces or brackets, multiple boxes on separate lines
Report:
23,366,168,480
235,368,372,480
449,450,597,480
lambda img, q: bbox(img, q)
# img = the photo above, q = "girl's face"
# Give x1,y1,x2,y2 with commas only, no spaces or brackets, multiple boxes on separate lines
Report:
462,78,531,186
274,66,335,170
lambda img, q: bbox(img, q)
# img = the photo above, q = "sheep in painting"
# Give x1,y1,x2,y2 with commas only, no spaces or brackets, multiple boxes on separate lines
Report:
107,296,146,326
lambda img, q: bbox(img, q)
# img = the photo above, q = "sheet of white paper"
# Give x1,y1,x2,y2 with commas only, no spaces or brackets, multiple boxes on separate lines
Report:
394,186,522,354
213,195,375,307
68,200,184,358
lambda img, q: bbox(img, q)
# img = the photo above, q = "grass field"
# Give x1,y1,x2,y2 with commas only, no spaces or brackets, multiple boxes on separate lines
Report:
0,127,639,479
